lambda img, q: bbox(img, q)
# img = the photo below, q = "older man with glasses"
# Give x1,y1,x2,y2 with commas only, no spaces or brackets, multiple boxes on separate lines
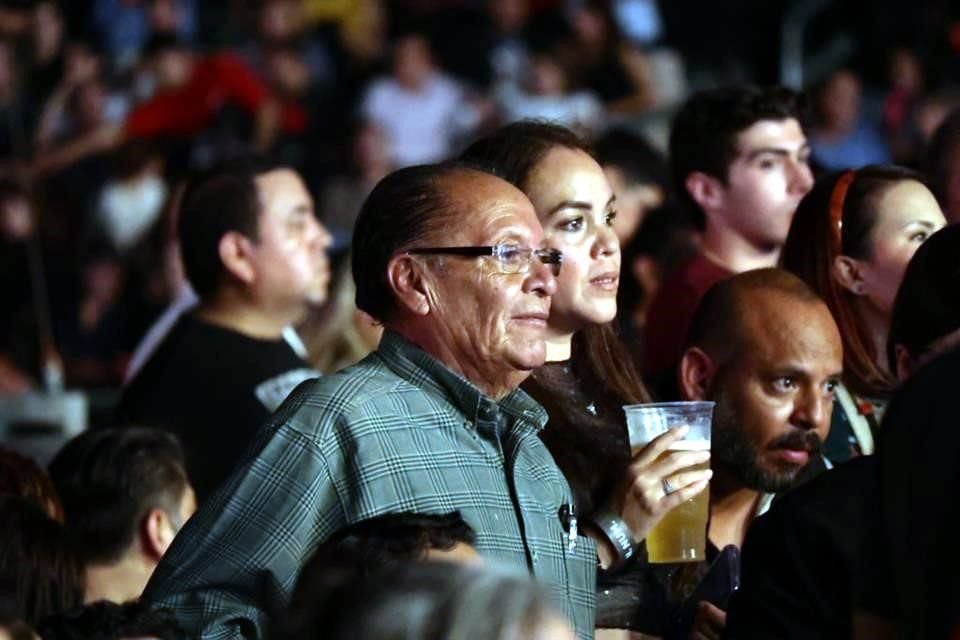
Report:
140,163,614,640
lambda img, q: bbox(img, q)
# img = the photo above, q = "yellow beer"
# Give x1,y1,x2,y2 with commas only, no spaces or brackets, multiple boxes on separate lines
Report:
635,441,710,563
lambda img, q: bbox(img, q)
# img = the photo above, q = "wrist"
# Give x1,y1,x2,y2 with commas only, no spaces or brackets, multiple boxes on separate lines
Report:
591,510,638,573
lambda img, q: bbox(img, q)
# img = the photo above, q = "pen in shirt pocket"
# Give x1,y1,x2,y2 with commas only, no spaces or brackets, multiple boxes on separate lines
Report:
559,503,577,552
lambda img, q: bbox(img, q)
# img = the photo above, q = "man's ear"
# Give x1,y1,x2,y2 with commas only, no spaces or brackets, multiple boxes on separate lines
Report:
386,254,431,316
218,231,256,285
141,508,175,562
685,171,725,213
832,254,866,296
678,346,716,401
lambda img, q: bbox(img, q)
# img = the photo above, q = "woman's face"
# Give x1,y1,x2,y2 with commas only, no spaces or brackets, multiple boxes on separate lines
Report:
853,180,946,314
524,147,620,335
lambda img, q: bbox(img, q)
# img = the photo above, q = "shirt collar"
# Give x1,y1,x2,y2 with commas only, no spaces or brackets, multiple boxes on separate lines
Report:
376,330,548,431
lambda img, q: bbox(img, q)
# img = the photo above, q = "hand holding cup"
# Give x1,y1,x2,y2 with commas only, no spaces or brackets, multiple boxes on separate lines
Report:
610,425,712,544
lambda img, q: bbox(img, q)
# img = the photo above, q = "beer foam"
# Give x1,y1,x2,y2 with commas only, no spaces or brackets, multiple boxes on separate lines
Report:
666,440,711,452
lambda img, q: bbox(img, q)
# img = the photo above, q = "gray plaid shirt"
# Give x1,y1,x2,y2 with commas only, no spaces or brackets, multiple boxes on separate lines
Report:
143,330,597,639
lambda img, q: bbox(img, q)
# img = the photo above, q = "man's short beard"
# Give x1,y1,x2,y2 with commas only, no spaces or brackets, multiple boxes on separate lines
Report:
712,421,799,493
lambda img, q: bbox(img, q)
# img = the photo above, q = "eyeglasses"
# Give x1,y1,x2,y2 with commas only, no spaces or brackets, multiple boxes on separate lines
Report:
407,244,563,276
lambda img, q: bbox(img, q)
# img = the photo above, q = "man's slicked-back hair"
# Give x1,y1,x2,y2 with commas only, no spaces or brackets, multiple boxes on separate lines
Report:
352,163,476,322
670,86,805,215
177,156,291,300
459,120,591,189
685,268,822,364
48,427,190,565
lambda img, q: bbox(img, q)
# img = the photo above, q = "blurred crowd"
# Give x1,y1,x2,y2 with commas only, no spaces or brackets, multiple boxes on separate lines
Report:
2,1,960,640
0,0,955,395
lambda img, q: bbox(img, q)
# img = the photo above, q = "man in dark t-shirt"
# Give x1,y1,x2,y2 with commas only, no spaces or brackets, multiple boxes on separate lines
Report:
643,87,814,386
676,269,842,639
120,159,331,500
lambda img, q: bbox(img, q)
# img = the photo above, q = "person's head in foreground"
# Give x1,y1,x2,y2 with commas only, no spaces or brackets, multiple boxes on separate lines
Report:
274,560,575,640
34,600,185,640
0,497,84,627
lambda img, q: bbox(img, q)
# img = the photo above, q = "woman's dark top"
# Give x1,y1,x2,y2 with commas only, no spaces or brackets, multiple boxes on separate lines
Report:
523,360,673,632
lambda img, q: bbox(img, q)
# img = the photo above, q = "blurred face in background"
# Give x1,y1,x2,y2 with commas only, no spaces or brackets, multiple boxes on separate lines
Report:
601,164,664,244
33,2,64,61
265,48,310,98
393,35,433,90
353,122,391,174
152,47,192,90
72,80,108,131
819,70,861,134
150,0,183,34
63,42,101,86
571,6,608,47
527,55,565,96
890,48,922,94
0,195,33,240
489,0,529,34
260,0,303,42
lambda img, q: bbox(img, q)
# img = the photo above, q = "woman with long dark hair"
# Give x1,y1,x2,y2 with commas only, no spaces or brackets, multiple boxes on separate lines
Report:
781,165,945,462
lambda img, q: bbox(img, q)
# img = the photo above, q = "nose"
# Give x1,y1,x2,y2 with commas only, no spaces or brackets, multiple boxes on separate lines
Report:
791,385,829,432
789,157,814,196
591,223,620,258
523,256,557,298
309,216,333,252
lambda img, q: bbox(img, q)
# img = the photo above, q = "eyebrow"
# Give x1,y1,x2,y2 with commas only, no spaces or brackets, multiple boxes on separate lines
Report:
491,230,528,245
905,220,939,229
767,366,842,381
546,194,617,217
742,143,811,160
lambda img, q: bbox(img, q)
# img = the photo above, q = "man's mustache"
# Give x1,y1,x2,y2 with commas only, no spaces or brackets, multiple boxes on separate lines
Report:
770,430,823,454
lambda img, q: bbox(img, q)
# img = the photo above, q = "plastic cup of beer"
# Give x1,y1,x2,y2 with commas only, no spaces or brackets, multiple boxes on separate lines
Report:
623,401,714,563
